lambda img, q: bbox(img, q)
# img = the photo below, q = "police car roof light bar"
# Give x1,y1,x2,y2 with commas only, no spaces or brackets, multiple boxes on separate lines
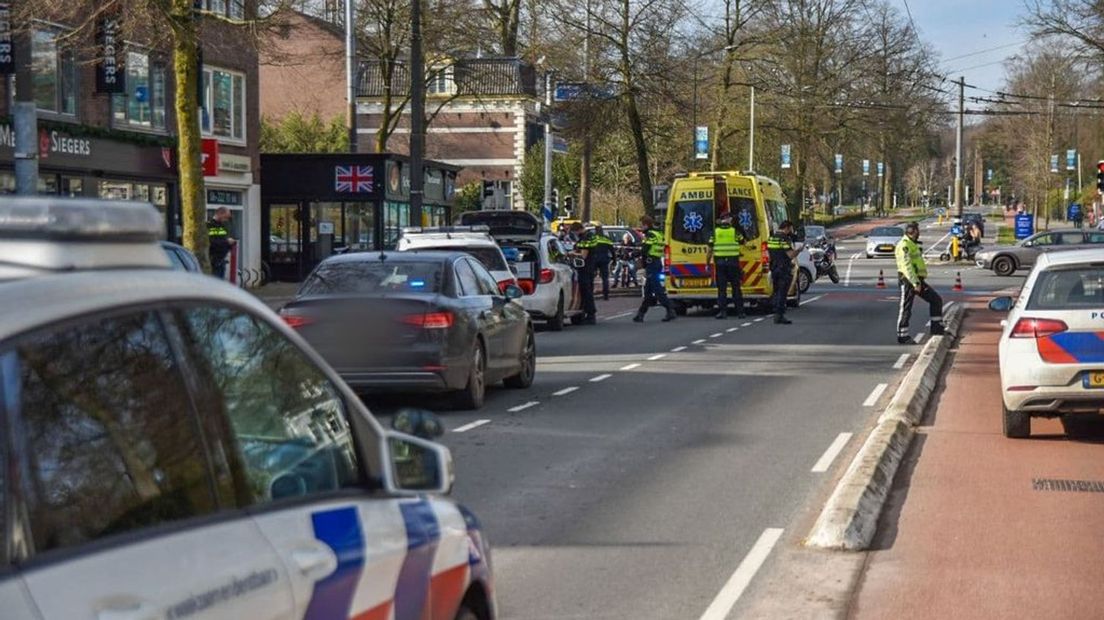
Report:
0,197,163,242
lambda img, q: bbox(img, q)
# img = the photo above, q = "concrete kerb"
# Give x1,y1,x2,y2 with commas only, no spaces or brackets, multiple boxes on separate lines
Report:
805,304,964,551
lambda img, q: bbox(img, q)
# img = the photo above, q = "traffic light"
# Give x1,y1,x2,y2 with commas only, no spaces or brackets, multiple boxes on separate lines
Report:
1097,161,1104,192
551,188,560,208
563,196,574,215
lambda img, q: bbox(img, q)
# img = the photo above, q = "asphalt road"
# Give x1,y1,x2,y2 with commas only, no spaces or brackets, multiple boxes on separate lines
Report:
367,219,1021,620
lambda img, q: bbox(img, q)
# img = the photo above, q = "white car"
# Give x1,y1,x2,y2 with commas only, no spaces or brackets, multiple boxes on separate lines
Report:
865,225,904,258
990,248,1104,438
796,245,816,294
397,226,517,289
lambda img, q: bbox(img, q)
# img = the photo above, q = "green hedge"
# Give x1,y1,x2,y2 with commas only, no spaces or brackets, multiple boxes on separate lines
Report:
813,211,867,227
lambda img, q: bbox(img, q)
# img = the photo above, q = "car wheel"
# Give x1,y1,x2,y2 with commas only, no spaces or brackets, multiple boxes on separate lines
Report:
569,313,584,325
1003,403,1030,438
453,340,486,411
865,253,873,259
548,293,565,331
798,268,813,294
828,264,841,284
992,255,1016,277
504,329,536,389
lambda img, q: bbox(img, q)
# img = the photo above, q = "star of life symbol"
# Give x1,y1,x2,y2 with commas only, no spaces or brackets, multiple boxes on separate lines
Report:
683,211,704,233
738,208,753,230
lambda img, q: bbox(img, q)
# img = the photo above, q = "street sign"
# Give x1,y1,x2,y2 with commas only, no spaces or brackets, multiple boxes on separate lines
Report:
1067,149,1077,171
552,135,569,154
862,159,870,176
1014,213,1034,239
834,153,843,174
553,82,617,102
695,126,709,160
1068,203,1083,221
781,144,791,169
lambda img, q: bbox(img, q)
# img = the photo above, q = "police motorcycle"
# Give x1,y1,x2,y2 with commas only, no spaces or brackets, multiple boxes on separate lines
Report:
808,237,841,284
939,218,983,262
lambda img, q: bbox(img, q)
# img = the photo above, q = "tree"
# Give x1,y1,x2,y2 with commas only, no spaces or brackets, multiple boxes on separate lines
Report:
517,140,581,212
260,112,348,152
483,0,523,56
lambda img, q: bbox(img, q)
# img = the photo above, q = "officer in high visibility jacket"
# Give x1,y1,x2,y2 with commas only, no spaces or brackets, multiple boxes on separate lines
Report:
207,206,236,279
591,225,616,300
569,222,598,324
707,212,746,319
633,215,676,322
895,221,943,344
767,221,798,324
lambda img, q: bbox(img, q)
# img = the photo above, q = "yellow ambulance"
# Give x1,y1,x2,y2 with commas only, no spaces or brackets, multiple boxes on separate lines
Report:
663,171,800,313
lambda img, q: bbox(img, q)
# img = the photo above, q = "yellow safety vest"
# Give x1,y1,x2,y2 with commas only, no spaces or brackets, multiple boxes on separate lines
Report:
895,236,927,286
710,226,742,258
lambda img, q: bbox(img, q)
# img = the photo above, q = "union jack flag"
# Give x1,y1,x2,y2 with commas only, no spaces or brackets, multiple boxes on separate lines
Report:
335,165,374,193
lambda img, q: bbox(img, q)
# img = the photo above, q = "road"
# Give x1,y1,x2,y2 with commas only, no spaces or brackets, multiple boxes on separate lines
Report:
368,219,1019,619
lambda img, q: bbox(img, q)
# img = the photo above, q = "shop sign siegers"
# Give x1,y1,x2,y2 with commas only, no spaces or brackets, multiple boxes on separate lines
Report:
0,124,93,158
0,3,13,75
95,14,125,94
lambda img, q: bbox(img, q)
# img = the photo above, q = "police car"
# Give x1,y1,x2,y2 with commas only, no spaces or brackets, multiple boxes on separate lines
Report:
0,197,495,620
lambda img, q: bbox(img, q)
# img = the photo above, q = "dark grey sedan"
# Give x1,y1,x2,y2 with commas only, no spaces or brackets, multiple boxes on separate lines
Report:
279,251,535,410
975,229,1104,276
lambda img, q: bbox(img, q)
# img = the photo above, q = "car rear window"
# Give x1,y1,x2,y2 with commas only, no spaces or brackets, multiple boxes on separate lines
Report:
871,227,903,237
672,197,758,244
1027,266,1104,309
420,246,507,273
300,260,443,295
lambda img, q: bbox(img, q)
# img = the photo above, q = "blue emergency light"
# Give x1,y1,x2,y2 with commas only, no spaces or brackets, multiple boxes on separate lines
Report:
502,247,521,261
409,279,426,288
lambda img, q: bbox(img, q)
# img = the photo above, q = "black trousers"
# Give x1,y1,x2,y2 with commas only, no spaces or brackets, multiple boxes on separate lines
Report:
578,267,597,316
597,260,610,300
714,258,743,314
771,269,793,317
897,276,943,338
211,257,228,279
639,258,672,313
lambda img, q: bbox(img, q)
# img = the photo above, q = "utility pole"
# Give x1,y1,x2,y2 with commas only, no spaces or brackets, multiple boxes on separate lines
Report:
409,0,425,217
579,0,592,221
12,23,37,195
954,76,964,218
747,85,755,172
543,71,553,219
345,0,357,152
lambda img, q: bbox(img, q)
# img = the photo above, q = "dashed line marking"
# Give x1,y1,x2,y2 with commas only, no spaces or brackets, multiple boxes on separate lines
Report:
863,383,889,407
914,333,926,344
800,294,824,306
698,528,785,620
726,327,739,333
893,353,910,369
811,432,853,473
647,354,666,361
710,332,723,338
602,311,635,321
620,363,642,371
590,374,612,383
453,419,491,433
553,386,579,396
693,339,706,344
753,318,765,323
741,322,752,327
508,401,539,413
671,346,687,352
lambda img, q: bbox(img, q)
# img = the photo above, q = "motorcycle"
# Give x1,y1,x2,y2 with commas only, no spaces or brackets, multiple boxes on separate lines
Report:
809,239,841,284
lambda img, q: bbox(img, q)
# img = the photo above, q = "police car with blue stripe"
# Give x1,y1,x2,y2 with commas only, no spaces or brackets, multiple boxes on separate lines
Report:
0,198,495,620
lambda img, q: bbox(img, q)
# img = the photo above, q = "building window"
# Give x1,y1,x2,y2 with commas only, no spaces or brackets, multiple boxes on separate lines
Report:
202,67,246,142
31,28,77,115
203,0,244,18
112,50,167,130
427,66,454,96
229,0,245,19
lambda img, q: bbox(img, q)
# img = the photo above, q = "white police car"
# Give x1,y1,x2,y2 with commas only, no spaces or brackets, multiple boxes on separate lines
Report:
0,198,494,620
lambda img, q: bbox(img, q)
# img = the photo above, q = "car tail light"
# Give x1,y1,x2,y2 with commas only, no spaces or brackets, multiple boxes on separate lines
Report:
663,244,671,270
402,311,454,329
517,279,536,295
280,314,313,329
1010,317,1068,338
761,241,770,268
539,268,555,284
497,279,515,294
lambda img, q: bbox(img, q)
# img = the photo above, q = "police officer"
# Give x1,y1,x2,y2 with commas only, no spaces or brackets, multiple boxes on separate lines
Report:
569,222,598,325
207,206,236,279
707,212,746,319
767,220,799,324
895,221,944,344
633,215,677,323
591,225,616,300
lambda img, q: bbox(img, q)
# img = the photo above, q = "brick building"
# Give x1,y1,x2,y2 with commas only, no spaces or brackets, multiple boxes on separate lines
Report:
258,9,346,122
0,2,263,277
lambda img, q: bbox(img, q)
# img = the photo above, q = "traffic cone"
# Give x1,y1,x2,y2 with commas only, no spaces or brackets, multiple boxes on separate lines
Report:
953,271,963,291
876,269,886,288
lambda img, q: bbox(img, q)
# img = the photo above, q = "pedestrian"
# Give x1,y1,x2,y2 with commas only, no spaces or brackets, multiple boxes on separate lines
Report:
707,212,746,319
591,225,615,301
207,206,236,279
895,221,944,344
633,215,676,323
766,221,799,324
569,222,598,325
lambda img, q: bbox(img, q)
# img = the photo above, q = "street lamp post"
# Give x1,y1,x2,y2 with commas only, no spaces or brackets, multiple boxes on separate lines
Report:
409,0,425,215
543,71,553,218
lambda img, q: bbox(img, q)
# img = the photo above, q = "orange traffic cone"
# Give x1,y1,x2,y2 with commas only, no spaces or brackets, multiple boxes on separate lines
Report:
876,269,886,288
953,271,963,291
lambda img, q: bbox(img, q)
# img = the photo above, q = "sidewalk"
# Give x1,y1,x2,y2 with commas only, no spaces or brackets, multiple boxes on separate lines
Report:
849,306,1104,618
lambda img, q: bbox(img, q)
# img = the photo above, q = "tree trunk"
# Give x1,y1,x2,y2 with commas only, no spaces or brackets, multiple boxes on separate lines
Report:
580,133,592,222
882,162,892,213
171,1,208,273
623,93,653,216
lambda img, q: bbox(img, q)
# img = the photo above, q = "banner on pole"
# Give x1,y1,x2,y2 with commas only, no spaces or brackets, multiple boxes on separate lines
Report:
862,159,870,176
877,161,884,177
1067,149,1077,171
781,144,791,169
834,153,843,174
1050,154,1059,173
694,126,709,160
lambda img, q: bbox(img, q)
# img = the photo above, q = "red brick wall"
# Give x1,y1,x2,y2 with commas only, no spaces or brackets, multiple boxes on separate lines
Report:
258,11,345,124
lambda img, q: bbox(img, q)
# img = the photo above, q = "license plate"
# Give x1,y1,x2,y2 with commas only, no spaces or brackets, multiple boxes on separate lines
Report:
679,278,712,288
877,245,893,252
1083,371,1104,389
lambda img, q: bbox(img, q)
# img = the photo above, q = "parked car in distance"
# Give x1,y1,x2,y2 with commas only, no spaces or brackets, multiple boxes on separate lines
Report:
281,250,535,410
989,249,1104,438
397,225,517,291
865,226,904,258
160,240,202,272
976,229,1104,276
804,224,829,244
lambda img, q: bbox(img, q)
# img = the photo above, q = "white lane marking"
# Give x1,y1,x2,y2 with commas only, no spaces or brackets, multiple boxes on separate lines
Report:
914,333,926,344
590,374,612,383
553,386,579,396
754,317,765,323
671,346,687,352
727,327,739,332
811,432,854,473
602,311,635,321
647,353,667,361
698,527,785,620
453,419,491,433
508,401,539,413
800,294,824,306
710,332,723,338
850,251,863,260
620,363,642,371
741,322,753,327
863,383,889,407
693,339,707,344
893,353,910,369
922,231,952,258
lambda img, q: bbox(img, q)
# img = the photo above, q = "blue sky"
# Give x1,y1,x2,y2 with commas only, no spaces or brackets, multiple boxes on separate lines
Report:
905,0,1028,92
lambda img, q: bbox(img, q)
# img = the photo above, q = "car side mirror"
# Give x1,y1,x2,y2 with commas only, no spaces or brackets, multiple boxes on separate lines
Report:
384,432,454,494
988,296,1014,312
504,284,524,300
391,408,444,439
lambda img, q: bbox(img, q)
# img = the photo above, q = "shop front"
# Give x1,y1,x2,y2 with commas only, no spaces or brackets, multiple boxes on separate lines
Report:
261,153,459,282
0,121,179,237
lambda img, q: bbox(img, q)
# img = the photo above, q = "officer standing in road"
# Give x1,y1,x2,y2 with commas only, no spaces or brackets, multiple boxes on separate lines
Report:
569,222,598,325
633,215,677,323
591,225,616,301
767,221,799,325
707,212,746,319
895,221,944,344
207,206,236,279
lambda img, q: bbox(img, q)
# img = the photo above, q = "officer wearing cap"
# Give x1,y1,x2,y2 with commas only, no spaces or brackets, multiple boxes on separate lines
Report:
895,221,944,344
767,220,798,324
707,211,746,319
633,215,677,322
569,222,598,324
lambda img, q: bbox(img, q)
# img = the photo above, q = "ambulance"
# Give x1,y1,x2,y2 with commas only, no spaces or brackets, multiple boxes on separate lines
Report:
663,171,801,313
